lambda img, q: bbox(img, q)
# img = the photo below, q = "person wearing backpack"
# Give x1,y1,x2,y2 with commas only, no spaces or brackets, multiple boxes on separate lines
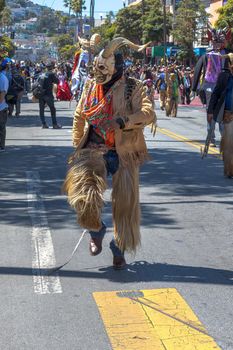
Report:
8,66,25,117
35,63,61,129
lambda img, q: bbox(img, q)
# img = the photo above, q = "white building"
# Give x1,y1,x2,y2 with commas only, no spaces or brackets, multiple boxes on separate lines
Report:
128,0,142,5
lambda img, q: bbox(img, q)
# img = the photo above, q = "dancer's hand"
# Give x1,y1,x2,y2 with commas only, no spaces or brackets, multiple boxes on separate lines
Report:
100,119,121,132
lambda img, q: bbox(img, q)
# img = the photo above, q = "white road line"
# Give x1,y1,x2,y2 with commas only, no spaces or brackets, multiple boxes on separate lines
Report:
26,171,62,294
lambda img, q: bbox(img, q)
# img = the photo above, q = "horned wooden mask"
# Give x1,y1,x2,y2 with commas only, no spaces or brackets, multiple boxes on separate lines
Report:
93,37,151,85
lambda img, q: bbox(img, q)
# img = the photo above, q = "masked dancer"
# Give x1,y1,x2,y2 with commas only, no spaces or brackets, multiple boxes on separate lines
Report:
64,37,156,269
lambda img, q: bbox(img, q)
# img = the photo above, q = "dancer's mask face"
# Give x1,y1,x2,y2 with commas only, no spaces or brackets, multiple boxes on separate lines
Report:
93,51,116,85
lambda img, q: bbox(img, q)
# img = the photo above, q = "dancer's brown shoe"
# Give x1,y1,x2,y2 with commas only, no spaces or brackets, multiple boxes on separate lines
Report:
89,223,106,256
89,237,103,256
113,256,126,270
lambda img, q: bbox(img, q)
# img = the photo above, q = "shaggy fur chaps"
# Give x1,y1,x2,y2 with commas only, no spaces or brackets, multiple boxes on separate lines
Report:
112,158,141,253
63,149,107,231
63,149,141,253
221,120,233,177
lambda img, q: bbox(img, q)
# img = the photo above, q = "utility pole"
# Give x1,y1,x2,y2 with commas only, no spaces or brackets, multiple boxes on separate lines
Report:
90,0,95,29
163,0,167,66
141,0,146,63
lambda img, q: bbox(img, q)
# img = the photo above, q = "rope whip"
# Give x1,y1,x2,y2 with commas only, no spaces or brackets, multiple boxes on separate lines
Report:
47,230,87,275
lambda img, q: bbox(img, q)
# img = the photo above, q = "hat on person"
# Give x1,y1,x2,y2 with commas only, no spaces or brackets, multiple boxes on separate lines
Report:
0,57,11,68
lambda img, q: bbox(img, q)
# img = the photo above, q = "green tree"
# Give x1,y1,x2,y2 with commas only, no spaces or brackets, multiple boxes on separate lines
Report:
36,8,57,34
115,5,143,44
111,0,170,44
0,0,5,14
64,0,86,17
216,0,233,28
142,0,171,43
92,16,117,46
0,35,15,57
55,11,69,33
54,33,74,49
59,44,76,60
172,0,208,64
64,0,86,34
1,6,12,29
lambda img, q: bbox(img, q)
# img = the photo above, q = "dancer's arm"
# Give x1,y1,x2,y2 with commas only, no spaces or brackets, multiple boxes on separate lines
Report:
124,82,156,129
72,96,86,147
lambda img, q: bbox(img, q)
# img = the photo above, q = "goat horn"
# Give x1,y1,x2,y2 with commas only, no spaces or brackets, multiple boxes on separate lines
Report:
102,37,151,58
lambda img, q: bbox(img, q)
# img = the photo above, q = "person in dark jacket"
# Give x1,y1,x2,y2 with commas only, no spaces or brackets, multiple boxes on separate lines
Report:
207,53,233,178
39,63,61,129
192,28,231,146
8,66,25,117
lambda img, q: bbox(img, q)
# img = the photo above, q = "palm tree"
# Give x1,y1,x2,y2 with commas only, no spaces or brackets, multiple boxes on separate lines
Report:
64,0,86,34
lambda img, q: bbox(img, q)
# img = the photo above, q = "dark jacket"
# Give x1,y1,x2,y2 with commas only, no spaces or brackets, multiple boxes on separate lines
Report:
192,55,207,92
11,74,24,92
207,70,232,121
43,71,59,96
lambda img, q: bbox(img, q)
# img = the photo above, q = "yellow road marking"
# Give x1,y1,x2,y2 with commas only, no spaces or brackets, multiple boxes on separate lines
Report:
93,288,220,350
157,127,221,157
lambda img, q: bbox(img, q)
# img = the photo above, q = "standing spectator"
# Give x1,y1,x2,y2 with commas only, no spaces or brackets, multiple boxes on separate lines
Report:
8,65,25,117
144,79,155,108
56,67,72,101
155,69,167,110
32,64,42,83
0,58,9,151
37,63,61,129
180,67,192,105
22,66,31,93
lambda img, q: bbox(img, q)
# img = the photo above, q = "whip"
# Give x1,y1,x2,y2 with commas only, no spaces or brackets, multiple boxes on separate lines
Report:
48,230,87,275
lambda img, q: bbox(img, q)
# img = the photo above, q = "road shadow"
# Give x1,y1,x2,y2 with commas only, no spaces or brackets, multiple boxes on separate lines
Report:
0,261,232,286
0,141,233,229
141,147,233,198
7,114,73,129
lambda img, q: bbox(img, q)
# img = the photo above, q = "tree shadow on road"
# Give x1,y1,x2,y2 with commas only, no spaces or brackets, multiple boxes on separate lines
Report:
141,146,233,198
0,141,233,230
7,114,73,129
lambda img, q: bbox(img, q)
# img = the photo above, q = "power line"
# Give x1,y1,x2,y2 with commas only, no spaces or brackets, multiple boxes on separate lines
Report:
50,0,56,8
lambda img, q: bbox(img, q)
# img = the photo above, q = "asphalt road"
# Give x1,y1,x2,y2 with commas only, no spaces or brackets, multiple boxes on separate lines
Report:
0,96,232,350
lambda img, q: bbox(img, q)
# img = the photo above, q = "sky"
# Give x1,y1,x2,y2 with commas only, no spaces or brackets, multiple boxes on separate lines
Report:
34,0,124,18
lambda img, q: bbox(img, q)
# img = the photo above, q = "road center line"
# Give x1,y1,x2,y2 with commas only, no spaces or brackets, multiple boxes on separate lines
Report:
157,127,220,157
26,171,62,294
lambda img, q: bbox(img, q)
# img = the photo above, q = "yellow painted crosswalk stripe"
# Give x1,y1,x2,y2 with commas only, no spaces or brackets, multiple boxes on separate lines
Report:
157,127,221,157
93,288,220,350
